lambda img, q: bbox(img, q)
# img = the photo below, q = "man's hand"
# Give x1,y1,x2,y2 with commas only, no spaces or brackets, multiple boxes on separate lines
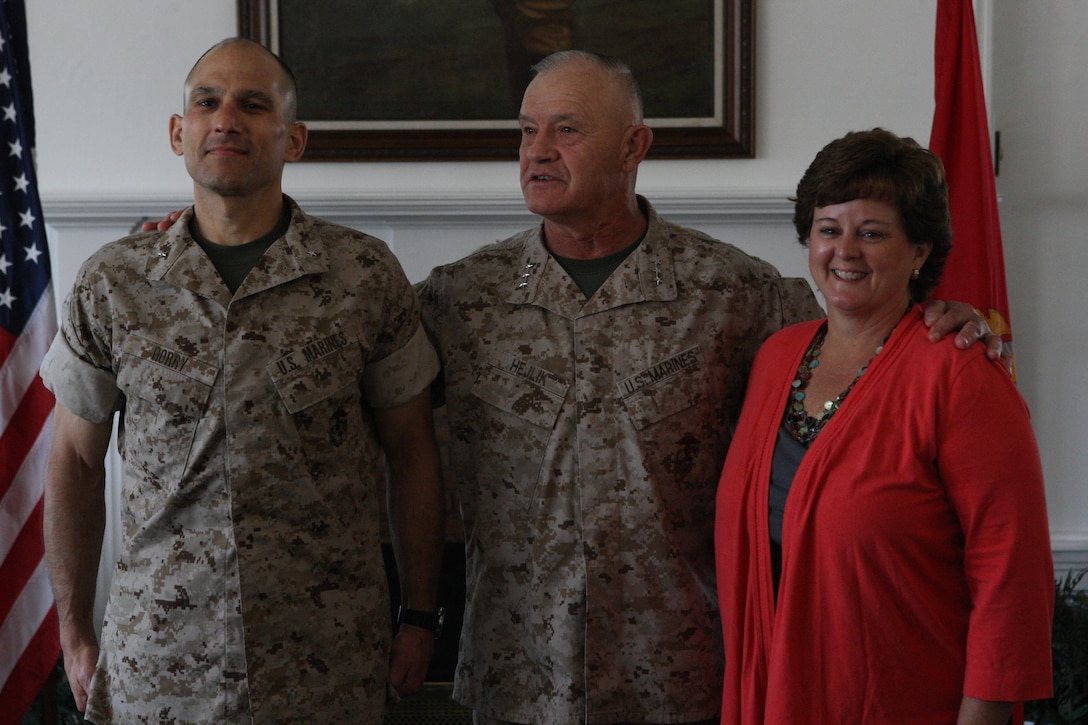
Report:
139,210,183,232
387,626,436,698
922,299,1008,368
377,390,443,699
62,639,99,712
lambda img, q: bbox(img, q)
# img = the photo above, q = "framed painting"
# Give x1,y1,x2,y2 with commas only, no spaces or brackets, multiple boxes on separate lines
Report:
238,0,754,160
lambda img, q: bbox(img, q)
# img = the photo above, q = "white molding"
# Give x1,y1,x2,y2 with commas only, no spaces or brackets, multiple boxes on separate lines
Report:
40,190,799,230
1053,550,1088,581
1050,533,1088,578
1052,532,1088,550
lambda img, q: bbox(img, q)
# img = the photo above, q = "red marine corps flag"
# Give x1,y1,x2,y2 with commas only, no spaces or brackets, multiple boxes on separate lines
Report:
929,0,1015,375
0,1,61,722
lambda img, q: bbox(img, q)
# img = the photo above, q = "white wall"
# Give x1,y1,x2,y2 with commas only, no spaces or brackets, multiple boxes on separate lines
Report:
24,0,1086,575
992,0,1088,570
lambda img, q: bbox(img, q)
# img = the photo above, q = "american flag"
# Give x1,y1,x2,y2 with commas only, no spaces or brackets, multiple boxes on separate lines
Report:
0,1,61,722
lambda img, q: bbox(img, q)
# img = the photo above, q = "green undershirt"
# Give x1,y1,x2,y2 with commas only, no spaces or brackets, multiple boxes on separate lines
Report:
552,235,644,299
191,200,291,295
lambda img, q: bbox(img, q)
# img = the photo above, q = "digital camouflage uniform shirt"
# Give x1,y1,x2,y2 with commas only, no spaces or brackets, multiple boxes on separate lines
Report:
41,198,438,724
416,199,823,724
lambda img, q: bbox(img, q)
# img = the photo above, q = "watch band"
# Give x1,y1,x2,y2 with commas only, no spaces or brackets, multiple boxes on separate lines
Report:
397,605,445,637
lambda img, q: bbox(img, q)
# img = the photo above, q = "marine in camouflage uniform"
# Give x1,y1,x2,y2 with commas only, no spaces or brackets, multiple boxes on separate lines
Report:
41,39,443,724
41,199,439,723
417,198,823,724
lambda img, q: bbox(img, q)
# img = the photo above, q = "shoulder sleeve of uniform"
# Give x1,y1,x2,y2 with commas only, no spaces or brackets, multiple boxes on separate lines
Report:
774,276,824,327
363,324,439,409
414,266,444,318
413,237,526,331
40,333,121,424
408,233,533,409
40,257,124,423
361,247,440,408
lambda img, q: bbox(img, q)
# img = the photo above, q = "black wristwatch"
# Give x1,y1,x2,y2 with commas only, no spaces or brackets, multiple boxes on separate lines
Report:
397,606,445,638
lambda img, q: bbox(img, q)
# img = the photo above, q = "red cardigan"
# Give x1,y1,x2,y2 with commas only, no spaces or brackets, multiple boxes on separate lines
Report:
715,308,1054,724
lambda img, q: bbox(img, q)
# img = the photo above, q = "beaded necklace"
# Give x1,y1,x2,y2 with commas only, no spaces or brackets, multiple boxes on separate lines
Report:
784,323,885,446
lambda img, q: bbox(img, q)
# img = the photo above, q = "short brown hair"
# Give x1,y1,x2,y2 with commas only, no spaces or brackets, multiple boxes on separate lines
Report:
792,128,952,302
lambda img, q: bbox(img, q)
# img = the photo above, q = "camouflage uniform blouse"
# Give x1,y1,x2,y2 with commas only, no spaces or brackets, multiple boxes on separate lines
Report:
417,199,823,724
41,199,438,724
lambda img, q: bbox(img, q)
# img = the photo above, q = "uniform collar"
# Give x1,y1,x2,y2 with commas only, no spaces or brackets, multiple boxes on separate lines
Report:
506,196,678,317
145,196,328,305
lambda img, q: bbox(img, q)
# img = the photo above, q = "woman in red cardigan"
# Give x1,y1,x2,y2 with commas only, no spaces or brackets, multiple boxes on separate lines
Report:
715,128,1054,725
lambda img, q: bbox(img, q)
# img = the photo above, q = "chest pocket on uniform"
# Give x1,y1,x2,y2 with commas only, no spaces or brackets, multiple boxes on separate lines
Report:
269,342,363,413
471,358,568,430
616,346,705,430
117,336,218,418
115,336,218,511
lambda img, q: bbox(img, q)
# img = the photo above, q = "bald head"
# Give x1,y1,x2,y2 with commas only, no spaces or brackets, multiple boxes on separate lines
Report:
184,38,299,123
